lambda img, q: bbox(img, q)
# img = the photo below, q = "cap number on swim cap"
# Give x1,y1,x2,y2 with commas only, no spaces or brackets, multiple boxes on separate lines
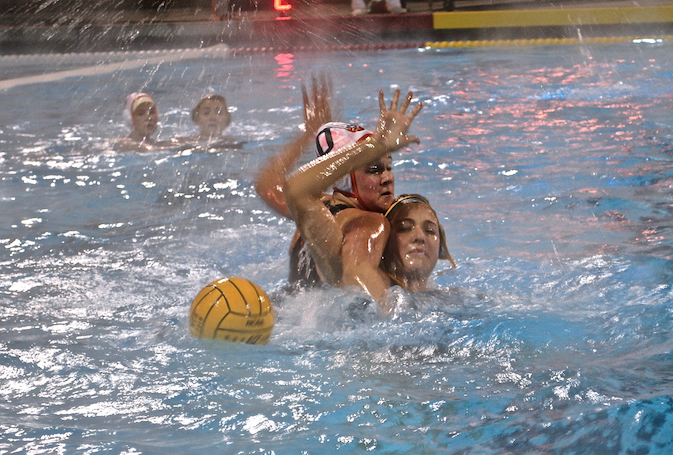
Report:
316,123,371,157
316,127,335,157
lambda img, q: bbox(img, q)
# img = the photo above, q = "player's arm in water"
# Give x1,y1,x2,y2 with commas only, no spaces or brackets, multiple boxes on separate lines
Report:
336,202,392,311
284,89,422,312
255,76,332,219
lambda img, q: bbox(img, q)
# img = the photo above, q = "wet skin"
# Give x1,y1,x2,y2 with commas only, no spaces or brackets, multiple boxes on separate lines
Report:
387,203,441,285
194,99,230,138
131,102,158,140
352,153,394,213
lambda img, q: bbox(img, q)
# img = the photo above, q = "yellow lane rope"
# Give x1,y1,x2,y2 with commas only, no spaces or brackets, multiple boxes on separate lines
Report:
424,35,673,48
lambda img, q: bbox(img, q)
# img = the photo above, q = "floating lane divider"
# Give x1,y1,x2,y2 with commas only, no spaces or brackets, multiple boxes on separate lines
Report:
0,44,229,91
0,42,423,89
3,33,672,91
228,42,423,55
433,5,673,29
230,35,673,54
424,35,673,49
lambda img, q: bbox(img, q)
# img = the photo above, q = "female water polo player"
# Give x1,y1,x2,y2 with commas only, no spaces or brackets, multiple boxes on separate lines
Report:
257,82,455,315
283,89,455,315
255,77,398,294
381,194,456,293
174,94,243,149
115,92,160,151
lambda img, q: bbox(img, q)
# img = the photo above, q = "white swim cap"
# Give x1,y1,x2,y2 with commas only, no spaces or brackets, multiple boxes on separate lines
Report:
123,92,155,124
316,122,373,198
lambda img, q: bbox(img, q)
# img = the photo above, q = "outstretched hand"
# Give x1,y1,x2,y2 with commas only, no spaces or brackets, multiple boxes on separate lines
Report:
302,74,332,135
374,89,423,151
254,74,332,220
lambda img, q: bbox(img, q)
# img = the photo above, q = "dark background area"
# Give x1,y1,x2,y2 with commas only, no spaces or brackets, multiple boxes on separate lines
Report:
0,1,651,26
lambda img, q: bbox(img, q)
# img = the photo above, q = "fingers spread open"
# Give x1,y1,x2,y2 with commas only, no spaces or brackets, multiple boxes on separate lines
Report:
407,134,421,144
399,91,412,114
407,101,423,120
389,88,401,111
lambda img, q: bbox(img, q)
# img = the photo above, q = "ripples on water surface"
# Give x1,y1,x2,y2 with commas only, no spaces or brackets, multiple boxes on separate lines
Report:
1,42,673,453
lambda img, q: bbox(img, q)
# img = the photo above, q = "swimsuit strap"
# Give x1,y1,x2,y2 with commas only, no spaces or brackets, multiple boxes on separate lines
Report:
385,271,405,288
288,235,322,288
328,203,351,215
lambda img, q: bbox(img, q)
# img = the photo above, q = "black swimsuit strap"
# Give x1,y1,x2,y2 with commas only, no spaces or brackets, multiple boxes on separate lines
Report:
328,203,351,216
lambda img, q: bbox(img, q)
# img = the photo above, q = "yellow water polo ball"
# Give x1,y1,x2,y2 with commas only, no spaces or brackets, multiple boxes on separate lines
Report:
189,277,274,345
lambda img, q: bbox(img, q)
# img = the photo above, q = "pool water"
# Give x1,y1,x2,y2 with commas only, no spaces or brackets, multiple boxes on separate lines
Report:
1,41,673,453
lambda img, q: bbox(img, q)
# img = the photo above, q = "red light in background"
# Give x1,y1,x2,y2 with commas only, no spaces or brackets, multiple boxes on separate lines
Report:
274,0,291,11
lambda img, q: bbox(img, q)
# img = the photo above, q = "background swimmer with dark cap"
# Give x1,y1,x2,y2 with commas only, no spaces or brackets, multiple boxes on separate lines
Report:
192,95,231,140
174,95,244,149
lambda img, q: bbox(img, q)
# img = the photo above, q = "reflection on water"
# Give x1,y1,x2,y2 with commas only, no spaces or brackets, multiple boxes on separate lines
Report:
1,43,673,453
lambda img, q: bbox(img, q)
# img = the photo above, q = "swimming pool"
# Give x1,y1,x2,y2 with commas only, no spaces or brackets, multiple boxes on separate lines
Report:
1,40,673,453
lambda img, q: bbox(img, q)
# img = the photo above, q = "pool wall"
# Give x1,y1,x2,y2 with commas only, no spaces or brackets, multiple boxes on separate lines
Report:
2,4,673,54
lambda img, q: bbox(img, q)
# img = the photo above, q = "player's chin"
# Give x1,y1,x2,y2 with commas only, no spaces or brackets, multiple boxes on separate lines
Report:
379,192,395,208
404,260,434,278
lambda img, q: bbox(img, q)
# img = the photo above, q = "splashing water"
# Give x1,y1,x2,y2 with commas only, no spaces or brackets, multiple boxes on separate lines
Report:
1,41,673,453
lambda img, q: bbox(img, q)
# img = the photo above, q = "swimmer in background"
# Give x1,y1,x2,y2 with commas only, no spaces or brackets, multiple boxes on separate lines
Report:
175,95,244,149
283,89,455,315
193,95,230,140
115,92,161,151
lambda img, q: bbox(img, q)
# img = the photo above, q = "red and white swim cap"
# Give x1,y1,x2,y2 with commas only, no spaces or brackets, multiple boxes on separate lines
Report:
315,122,373,198
124,92,155,123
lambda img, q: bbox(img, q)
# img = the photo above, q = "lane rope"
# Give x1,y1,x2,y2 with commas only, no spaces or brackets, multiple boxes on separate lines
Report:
2,35,671,90
423,35,673,48
228,42,424,55
0,44,229,90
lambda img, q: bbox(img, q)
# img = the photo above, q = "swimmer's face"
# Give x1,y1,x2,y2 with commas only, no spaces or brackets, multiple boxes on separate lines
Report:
132,102,158,137
386,203,440,280
353,153,394,213
194,99,231,138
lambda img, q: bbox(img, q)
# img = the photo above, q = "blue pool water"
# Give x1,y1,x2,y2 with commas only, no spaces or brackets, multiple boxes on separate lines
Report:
1,41,673,453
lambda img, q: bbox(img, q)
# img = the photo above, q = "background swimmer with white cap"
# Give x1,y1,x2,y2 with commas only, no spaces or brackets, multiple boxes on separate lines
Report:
116,92,160,151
